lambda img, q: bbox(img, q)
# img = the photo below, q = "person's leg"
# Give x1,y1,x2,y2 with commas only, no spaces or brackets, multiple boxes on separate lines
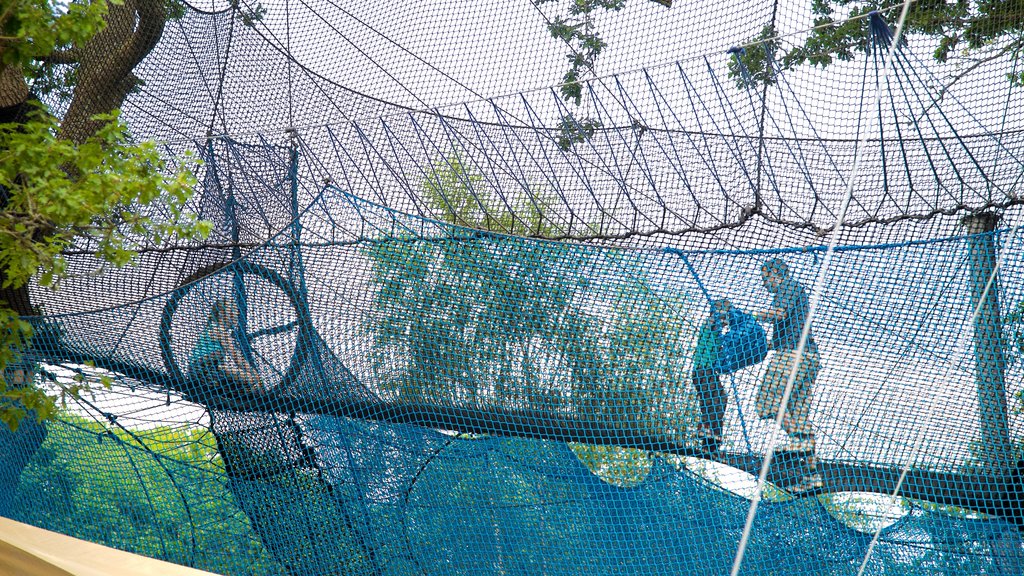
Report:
780,350,819,450
222,344,262,390
756,352,788,421
185,355,226,403
781,350,822,493
693,367,721,451
707,373,727,440
188,351,256,404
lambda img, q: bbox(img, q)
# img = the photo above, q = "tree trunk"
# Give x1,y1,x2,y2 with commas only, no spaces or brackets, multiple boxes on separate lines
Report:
58,0,166,144
0,66,36,317
0,0,168,514
0,0,167,309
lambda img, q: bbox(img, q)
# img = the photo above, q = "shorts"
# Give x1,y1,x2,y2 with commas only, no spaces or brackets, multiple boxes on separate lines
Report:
756,349,820,435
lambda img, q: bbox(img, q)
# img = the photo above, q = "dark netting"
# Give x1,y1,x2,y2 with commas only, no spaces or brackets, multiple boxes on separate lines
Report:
4,0,1024,574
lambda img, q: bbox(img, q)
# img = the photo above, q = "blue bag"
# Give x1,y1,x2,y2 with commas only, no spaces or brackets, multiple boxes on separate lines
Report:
715,308,768,375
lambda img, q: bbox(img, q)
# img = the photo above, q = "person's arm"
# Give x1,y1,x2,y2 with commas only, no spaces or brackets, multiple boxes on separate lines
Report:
753,307,786,322
754,283,798,322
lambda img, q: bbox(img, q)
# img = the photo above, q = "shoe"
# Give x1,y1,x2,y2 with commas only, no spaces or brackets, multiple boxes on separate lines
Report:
696,427,722,454
699,435,721,454
786,473,824,496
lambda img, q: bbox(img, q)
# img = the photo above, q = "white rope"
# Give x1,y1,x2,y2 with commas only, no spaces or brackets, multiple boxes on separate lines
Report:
854,466,911,576
729,3,914,574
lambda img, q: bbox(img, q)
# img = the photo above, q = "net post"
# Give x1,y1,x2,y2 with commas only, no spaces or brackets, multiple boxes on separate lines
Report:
962,212,1013,476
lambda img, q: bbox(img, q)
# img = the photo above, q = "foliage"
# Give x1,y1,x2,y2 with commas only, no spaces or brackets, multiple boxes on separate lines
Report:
364,221,595,409
556,114,603,151
370,151,596,414
570,443,651,487
421,152,569,236
0,0,211,432
534,0,626,105
230,0,266,28
0,106,209,431
0,318,36,430
534,0,631,150
365,152,596,411
0,107,208,289
0,0,111,68
601,272,696,437
12,413,283,575
6,0,169,102
365,151,699,443
730,1,1024,88
727,27,782,88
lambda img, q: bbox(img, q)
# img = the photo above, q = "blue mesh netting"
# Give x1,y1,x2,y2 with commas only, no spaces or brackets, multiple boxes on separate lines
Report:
2,175,1022,573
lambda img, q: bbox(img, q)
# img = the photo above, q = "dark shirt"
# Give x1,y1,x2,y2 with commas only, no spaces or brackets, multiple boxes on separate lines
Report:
770,277,816,352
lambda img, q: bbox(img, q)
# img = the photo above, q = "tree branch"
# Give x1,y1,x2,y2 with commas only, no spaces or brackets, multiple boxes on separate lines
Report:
123,0,166,68
60,0,167,144
927,38,1024,113
43,49,82,64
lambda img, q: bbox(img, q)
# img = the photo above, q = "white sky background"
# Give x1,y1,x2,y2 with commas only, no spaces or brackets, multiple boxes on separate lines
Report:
199,0,771,108
110,0,1024,245
171,0,1024,136
256,0,1024,231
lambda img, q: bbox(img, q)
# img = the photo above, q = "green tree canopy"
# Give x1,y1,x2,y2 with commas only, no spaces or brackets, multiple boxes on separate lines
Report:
0,0,210,430
730,0,1024,88
365,151,700,442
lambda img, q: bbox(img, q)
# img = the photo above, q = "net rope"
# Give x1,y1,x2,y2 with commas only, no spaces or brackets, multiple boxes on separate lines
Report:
3,0,1024,574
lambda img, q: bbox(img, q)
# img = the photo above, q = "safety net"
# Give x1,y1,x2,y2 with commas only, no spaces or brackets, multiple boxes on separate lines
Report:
3,0,1024,574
